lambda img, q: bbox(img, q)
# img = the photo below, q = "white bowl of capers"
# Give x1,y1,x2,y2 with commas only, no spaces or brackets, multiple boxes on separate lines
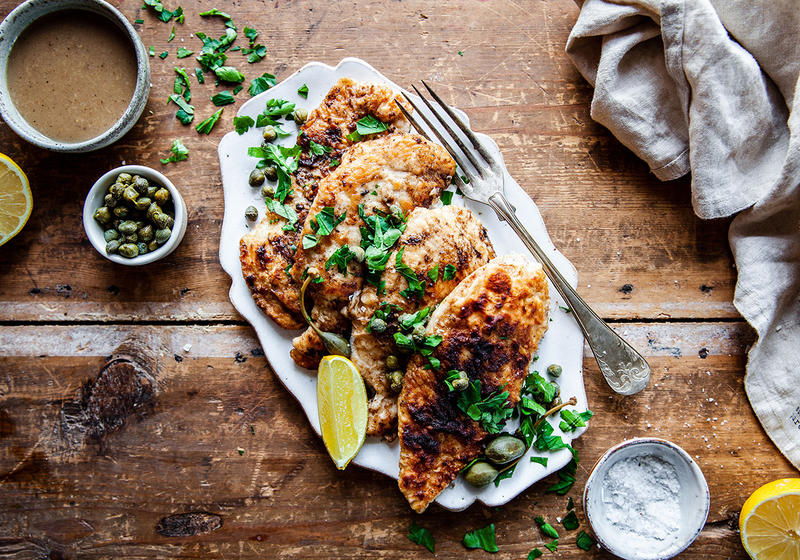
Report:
83,165,187,265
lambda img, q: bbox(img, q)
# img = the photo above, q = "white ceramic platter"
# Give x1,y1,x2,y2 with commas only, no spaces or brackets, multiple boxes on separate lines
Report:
218,58,587,511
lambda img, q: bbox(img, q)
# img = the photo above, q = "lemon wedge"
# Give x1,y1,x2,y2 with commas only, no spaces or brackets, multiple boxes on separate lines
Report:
740,478,800,560
0,153,32,248
317,355,367,470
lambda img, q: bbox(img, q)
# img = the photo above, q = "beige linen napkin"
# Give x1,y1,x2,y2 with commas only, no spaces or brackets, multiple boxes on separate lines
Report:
567,0,800,468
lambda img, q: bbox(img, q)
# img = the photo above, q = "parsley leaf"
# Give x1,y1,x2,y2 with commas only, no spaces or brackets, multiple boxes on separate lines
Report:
247,143,301,202
456,379,513,433
242,44,267,63
427,264,439,282
346,115,389,141
398,307,431,331
462,524,498,553
142,0,182,23
168,25,175,41
367,302,402,332
535,516,559,539
194,67,205,83
325,245,357,274
576,531,595,551
199,8,232,19
494,463,516,486
176,47,194,58
528,549,543,559
393,332,441,360
546,455,578,495
530,456,549,467
441,190,454,205
442,263,457,280
249,72,277,96
297,83,309,98
233,115,254,135
308,139,332,155
561,510,579,530
544,540,558,552
149,46,155,56
559,409,593,432
395,247,425,299
160,138,189,164
195,108,223,134
174,67,192,102
408,521,435,554
329,158,340,168
311,207,346,236
159,50,168,59
265,198,298,231
243,26,258,43
214,66,245,83
211,90,235,106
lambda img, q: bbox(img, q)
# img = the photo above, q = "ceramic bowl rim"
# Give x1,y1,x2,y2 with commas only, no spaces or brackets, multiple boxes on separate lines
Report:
582,437,710,560
0,0,150,152
82,165,187,266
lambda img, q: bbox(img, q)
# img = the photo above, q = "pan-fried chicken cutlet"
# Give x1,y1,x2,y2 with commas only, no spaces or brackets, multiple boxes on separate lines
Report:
240,78,407,329
290,132,456,369
397,254,550,513
347,205,495,437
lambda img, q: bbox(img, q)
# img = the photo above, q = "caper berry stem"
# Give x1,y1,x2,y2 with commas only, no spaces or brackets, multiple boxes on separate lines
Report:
299,274,351,357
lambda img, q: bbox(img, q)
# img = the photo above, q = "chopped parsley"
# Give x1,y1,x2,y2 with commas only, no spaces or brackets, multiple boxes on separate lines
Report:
325,245,357,274
247,142,301,203
528,549,543,559
211,90,235,106
168,93,194,124
366,302,402,333
561,510,579,530
242,43,267,63
297,83,309,98
195,27,237,72
148,46,155,56
358,204,406,288
329,158,340,168
559,408,593,432
442,263,457,280
546,455,578,495
249,72,277,96
174,67,191,102
427,264,439,281
233,115,254,135
168,25,175,41
233,85,243,95
346,115,389,142
135,18,145,24
462,524,498,553
544,540,558,552
395,248,425,299
176,47,194,58
159,50,169,59
265,198,298,231
441,190,454,205
308,139,332,155
214,66,244,83
195,108,223,134
576,531,596,551
455,379,513,433
535,516,559,540
407,521,435,554
142,0,183,23
199,8,232,19
243,26,258,43
194,67,205,83
160,139,189,164
530,456,549,467
302,207,346,248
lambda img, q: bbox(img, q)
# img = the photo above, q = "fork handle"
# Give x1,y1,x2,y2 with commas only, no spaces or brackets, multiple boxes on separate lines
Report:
488,192,650,395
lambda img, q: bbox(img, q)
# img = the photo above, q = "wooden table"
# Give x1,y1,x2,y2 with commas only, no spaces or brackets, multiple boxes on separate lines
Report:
0,1,793,558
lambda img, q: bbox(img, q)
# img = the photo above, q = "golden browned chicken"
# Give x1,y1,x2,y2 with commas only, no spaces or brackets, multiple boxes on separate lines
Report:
347,205,495,437
397,254,550,513
240,78,407,329
289,132,456,369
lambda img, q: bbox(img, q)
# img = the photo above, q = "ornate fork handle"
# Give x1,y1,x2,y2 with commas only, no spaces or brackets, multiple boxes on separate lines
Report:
488,192,651,395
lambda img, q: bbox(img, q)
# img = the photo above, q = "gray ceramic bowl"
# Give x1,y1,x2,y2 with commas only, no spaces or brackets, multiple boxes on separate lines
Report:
0,0,150,152
83,165,187,266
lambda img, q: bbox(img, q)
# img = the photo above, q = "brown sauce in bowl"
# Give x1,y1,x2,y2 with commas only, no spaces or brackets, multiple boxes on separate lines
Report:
6,10,138,143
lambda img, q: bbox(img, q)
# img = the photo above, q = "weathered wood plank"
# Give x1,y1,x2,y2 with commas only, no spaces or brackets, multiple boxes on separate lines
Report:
0,322,784,558
0,0,737,322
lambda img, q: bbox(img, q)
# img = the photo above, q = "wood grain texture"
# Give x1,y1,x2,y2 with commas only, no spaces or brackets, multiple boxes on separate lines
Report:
0,0,737,323
0,323,788,559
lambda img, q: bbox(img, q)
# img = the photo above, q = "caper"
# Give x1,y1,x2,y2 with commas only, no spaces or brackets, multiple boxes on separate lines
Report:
385,354,400,370
154,188,170,205
105,239,121,254
552,382,561,400
135,220,145,229
117,243,139,258
124,233,138,243
93,206,112,224
389,203,404,220
370,317,387,334
112,205,129,218
136,242,148,255
450,370,469,392
264,165,278,181
485,435,526,465
388,370,404,393
147,202,162,219
293,108,308,124
152,212,171,229
103,229,119,242
117,172,133,184
262,125,277,142
249,168,265,187
245,205,259,221
104,193,118,208
133,176,149,194
109,182,126,197
260,183,275,199
155,228,172,245
138,224,154,242
146,185,158,198
163,214,174,229
463,461,499,487
134,197,151,211
147,240,159,252
350,246,365,263
122,186,139,203
547,364,562,378
117,220,137,235
412,323,427,344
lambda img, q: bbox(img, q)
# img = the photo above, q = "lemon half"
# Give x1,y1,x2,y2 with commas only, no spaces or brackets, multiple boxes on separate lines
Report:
0,153,32,247
740,478,800,560
316,355,367,470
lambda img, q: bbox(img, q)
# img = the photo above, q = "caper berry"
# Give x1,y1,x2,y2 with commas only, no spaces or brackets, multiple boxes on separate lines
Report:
385,354,400,370
350,246,366,263
117,243,139,258
105,239,121,254
260,183,275,199
547,364,562,378
370,317,387,334
154,188,170,205
155,228,172,245
485,435,526,465
133,176,149,194
249,168,265,186
463,461,499,487
245,205,259,221
388,370,404,393
138,224,154,242
112,205,129,218
134,197,152,211
122,186,139,203
262,125,277,142
103,229,119,242
93,207,112,224
117,173,132,184
104,193,118,208
293,108,308,124
264,165,278,182
450,370,469,392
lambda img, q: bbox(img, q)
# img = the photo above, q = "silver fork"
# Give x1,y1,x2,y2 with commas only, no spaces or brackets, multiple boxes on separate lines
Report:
395,81,650,395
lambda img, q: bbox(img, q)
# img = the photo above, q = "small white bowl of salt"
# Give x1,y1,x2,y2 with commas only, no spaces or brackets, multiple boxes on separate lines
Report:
583,438,710,560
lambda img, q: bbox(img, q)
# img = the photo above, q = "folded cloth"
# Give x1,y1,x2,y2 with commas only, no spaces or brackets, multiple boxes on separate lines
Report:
567,0,800,468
